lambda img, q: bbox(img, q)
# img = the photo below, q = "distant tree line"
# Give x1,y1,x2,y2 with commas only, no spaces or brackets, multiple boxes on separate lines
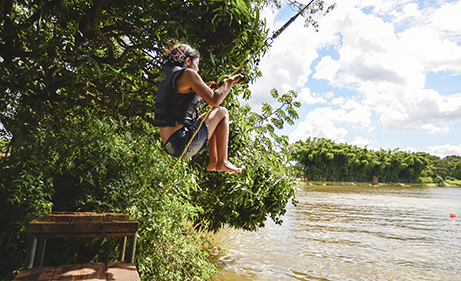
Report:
291,137,461,183
428,155,461,180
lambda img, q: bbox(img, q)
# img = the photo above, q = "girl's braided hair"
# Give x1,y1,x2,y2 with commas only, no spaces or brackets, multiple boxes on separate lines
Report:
163,44,200,67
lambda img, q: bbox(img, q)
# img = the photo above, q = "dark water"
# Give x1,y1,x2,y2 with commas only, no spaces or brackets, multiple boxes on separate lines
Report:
214,185,461,280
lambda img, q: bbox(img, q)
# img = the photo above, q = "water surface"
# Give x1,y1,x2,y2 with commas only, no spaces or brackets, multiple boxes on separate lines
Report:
214,185,461,280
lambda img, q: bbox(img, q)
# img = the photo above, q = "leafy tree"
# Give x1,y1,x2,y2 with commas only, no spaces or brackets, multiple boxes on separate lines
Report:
434,175,446,187
428,155,461,180
0,0,334,280
451,161,461,180
291,138,435,183
0,138,9,155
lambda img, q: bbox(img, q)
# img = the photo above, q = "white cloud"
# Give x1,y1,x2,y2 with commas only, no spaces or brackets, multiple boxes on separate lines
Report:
351,136,371,148
249,7,320,109
400,146,418,153
432,1,461,33
324,91,335,99
372,87,461,133
310,0,461,135
313,55,339,82
331,96,346,105
289,107,348,142
298,88,327,104
249,0,461,155
391,3,422,23
407,89,461,122
340,99,371,127
428,144,461,158
363,0,419,15
397,27,461,74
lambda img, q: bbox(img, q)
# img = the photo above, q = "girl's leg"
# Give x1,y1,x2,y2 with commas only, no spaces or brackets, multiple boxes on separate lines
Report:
207,133,218,170
202,107,242,173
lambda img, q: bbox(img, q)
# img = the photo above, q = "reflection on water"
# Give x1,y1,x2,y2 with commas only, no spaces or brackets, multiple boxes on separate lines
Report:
214,185,461,281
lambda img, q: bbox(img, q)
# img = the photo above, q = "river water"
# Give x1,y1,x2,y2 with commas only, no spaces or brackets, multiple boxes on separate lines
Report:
213,185,461,280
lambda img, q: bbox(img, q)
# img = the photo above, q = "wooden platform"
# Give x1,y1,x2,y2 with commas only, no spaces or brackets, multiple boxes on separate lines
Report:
13,261,140,281
17,212,140,280
24,212,138,270
27,212,139,239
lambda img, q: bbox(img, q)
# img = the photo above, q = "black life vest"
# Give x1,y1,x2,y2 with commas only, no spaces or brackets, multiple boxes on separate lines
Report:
154,66,202,127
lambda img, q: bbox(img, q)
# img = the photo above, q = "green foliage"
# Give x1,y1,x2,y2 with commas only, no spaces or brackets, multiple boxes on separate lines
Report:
187,87,299,232
450,161,461,180
428,155,461,180
419,177,434,184
291,137,435,183
0,111,217,280
0,138,9,154
434,175,446,187
445,178,461,187
0,0,335,279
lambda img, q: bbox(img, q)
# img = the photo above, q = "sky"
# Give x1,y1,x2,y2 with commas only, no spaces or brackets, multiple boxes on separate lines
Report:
247,0,461,158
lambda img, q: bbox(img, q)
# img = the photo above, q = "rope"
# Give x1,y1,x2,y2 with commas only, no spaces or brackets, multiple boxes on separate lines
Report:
169,108,213,169
169,0,317,170
270,0,315,42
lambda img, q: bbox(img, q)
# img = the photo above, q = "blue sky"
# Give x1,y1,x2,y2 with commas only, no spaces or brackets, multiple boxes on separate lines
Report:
248,0,461,157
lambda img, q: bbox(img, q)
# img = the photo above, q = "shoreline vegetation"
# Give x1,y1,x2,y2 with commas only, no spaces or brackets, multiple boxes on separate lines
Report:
296,179,461,187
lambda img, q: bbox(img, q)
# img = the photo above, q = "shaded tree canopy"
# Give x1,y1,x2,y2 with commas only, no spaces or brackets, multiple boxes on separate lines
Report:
1,0,267,147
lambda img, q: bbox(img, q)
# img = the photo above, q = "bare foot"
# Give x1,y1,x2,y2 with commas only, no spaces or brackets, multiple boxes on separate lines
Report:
207,160,217,171
216,160,242,173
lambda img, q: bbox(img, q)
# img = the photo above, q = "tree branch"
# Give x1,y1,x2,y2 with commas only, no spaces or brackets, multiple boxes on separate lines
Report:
93,22,114,58
27,0,59,24
261,103,288,122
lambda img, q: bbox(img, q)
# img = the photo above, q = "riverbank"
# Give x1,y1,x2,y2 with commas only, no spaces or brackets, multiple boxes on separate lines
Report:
296,179,461,187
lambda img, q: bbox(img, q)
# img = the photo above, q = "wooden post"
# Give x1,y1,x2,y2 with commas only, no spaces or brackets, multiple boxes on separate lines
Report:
24,236,37,270
36,238,47,267
126,234,137,263
119,236,127,261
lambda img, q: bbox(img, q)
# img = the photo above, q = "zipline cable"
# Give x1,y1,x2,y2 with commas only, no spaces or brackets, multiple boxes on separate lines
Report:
170,0,317,170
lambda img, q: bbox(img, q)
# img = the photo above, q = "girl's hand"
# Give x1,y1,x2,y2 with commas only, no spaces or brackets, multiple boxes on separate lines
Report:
230,74,247,85
206,81,218,90
207,75,246,90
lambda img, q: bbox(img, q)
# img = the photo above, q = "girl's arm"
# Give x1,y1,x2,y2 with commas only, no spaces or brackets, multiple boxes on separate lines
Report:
177,69,244,107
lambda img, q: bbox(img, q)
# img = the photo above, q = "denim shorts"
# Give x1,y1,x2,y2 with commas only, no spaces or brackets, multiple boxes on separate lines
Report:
162,119,209,159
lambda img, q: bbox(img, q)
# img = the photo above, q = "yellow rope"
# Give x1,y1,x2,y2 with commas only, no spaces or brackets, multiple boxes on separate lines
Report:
169,107,213,169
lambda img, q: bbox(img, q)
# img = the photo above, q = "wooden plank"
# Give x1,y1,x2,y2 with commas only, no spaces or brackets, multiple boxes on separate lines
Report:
27,213,138,239
14,262,140,281
37,266,58,281
28,213,103,238
72,215,103,236
74,263,106,281
13,267,44,280
51,263,83,280
106,262,140,281
103,214,139,235
27,215,74,236
13,266,56,281
63,263,106,281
